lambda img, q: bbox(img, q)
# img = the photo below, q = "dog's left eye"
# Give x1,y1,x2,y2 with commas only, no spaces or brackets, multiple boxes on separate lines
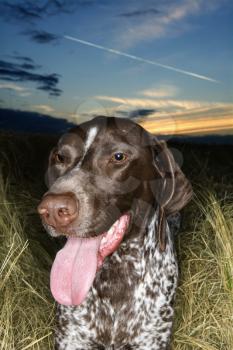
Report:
54,152,65,164
111,152,127,162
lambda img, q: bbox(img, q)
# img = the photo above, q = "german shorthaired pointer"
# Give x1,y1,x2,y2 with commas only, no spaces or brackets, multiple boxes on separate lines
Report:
38,116,192,350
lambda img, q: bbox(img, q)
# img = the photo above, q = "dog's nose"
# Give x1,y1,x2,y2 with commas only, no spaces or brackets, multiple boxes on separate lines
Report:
38,193,78,228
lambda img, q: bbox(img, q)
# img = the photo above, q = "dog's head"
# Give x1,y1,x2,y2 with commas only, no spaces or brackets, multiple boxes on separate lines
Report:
38,116,192,305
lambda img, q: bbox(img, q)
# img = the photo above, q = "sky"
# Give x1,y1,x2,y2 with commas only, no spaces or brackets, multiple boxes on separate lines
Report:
0,0,233,136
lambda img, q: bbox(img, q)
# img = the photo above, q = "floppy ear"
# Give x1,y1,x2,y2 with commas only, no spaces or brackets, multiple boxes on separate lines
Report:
152,139,192,251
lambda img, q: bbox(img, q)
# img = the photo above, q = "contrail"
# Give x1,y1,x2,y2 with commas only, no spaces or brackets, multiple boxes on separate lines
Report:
64,35,218,83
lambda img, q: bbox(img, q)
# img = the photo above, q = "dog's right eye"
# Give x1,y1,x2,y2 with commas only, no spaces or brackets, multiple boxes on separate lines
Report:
111,152,128,163
54,152,65,164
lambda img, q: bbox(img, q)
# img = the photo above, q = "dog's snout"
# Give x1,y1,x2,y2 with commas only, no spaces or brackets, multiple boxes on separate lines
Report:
38,193,78,229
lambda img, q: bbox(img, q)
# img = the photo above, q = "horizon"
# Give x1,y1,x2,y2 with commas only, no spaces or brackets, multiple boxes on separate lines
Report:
1,107,233,144
0,0,233,137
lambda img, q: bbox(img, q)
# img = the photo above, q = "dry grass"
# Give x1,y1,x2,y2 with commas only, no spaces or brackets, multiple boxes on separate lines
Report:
173,193,233,350
0,177,55,350
0,133,232,349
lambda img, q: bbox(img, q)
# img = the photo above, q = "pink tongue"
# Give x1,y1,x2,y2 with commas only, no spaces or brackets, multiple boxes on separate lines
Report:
50,236,102,306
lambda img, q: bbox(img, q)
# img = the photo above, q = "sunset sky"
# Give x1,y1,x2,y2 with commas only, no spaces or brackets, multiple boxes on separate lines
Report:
0,0,233,136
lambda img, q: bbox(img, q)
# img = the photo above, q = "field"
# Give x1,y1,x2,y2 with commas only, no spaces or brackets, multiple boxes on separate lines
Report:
0,131,232,350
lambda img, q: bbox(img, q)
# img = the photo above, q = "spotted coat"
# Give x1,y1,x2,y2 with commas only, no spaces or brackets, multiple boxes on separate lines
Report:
55,213,178,350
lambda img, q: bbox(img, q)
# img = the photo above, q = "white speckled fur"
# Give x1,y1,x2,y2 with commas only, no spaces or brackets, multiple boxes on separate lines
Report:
55,212,178,350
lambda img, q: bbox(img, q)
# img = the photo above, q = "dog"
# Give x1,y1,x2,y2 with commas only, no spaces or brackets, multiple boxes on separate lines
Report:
38,116,192,349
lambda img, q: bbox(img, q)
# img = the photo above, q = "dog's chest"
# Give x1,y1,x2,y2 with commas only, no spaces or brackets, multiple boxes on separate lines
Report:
56,237,178,350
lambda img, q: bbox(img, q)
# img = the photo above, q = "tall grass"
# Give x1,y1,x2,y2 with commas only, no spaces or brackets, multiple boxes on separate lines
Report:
173,193,233,350
0,176,55,350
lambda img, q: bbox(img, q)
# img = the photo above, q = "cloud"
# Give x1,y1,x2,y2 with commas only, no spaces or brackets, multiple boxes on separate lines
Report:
128,108,157,119
23,30,60,44
9,55,34,63
119,8,160,18
18,92,32,97
0,58,62,97
95,95,205,110
139,85,178,98
116,0,223,48
0,1,95,24
32,104,55,114
140,112,233,135
3,56,40,70
0,81,32,97
0,82,28,92
93,94,233,135
0,1,42,22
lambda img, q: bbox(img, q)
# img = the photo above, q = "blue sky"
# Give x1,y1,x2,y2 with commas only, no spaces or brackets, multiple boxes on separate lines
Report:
0,0,232,135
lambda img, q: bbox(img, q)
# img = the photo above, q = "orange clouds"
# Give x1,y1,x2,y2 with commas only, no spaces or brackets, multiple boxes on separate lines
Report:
95,95,233,135
140,114,233,135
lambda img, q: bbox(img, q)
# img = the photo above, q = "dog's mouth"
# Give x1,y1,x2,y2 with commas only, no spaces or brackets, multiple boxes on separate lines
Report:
50,213,131,306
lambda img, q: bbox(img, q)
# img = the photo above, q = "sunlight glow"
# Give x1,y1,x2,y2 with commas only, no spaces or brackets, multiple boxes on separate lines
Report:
140,116,233,135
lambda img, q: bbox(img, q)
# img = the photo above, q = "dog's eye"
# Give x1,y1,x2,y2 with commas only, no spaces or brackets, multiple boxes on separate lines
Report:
111,152,127,163
54,152,65,164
